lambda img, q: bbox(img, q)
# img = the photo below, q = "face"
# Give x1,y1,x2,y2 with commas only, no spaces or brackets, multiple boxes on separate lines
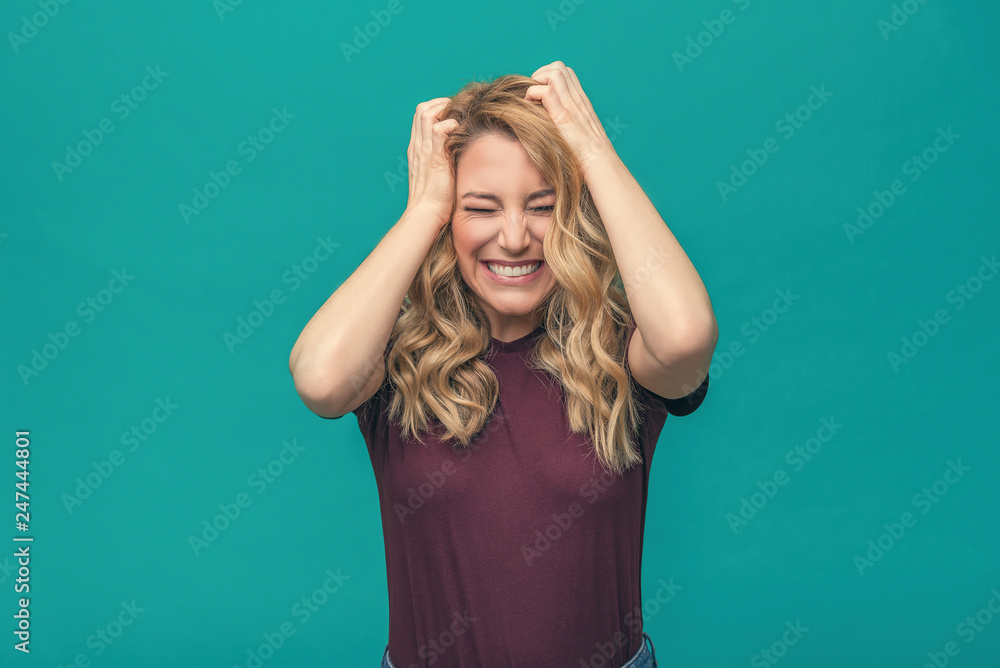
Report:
450,133,558,342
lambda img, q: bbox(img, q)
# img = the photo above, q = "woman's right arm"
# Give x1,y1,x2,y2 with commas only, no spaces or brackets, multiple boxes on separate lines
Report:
289,205,442,418
289,98,459,419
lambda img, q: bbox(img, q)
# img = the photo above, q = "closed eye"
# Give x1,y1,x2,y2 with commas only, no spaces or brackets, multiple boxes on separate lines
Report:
462,206,554,214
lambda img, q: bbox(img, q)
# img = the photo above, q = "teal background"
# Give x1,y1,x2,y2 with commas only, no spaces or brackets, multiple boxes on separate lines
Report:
2,0,998,666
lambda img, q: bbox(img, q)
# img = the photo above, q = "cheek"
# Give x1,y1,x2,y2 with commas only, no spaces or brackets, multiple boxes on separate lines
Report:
449,224,467,248
450,230,479,274
531,218,550,241
452,222,489,255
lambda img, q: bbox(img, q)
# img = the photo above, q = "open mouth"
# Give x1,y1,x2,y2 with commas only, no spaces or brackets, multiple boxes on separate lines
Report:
483,261,542,278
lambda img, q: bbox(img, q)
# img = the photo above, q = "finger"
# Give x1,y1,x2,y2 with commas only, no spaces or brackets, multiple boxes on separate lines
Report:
525,66,557,102
525,74,569,122
524,82,545,102
529,61,562,80
418,99,450,153
530,60,574,98
562,65,596,117
409,103,423,161
540,65,587,119
413,98,451,155
431,118,459,157
535,62,588,116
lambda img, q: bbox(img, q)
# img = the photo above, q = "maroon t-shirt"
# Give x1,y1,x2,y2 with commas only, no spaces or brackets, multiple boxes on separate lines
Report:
347,318,709,667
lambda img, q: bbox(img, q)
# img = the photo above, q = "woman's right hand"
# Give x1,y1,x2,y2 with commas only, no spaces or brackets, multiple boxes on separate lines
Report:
406,97,460,230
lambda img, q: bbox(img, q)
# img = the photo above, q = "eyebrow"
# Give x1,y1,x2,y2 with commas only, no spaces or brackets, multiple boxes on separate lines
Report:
461,189,555,203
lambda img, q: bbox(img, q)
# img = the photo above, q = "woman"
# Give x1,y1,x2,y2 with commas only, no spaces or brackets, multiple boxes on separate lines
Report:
289,61,717,668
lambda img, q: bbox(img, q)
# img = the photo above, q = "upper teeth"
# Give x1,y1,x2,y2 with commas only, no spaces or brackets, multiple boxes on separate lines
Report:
488,262,540,277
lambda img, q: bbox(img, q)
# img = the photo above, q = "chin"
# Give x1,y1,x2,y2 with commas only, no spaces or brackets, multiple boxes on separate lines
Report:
484,297,546,314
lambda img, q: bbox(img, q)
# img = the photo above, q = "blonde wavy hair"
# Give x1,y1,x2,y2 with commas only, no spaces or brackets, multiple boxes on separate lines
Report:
385,73,650,475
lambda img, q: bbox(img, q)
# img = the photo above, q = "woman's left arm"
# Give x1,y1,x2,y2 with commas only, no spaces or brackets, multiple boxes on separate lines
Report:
526,61,718,399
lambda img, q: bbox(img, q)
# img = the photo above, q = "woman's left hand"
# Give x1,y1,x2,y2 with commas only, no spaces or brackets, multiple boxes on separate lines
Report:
524,61,617,180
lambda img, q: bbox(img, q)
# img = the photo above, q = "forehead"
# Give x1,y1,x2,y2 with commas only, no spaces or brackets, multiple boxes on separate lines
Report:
456,134,550,190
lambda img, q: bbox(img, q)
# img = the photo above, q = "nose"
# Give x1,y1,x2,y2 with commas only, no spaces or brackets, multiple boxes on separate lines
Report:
497,209,530,254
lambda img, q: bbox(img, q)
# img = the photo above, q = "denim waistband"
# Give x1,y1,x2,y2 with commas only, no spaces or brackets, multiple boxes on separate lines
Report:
380,631,657,668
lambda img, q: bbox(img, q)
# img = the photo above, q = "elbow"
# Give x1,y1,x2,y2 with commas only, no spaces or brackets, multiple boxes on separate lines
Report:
289,341,305,381
700,315,720,354
292,371,349,419
289,347,345,417
651,316,719,368
288,344,332,397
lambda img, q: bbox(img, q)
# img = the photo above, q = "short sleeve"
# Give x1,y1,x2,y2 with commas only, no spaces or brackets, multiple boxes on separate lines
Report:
657,372,709,417
624,315,710,417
